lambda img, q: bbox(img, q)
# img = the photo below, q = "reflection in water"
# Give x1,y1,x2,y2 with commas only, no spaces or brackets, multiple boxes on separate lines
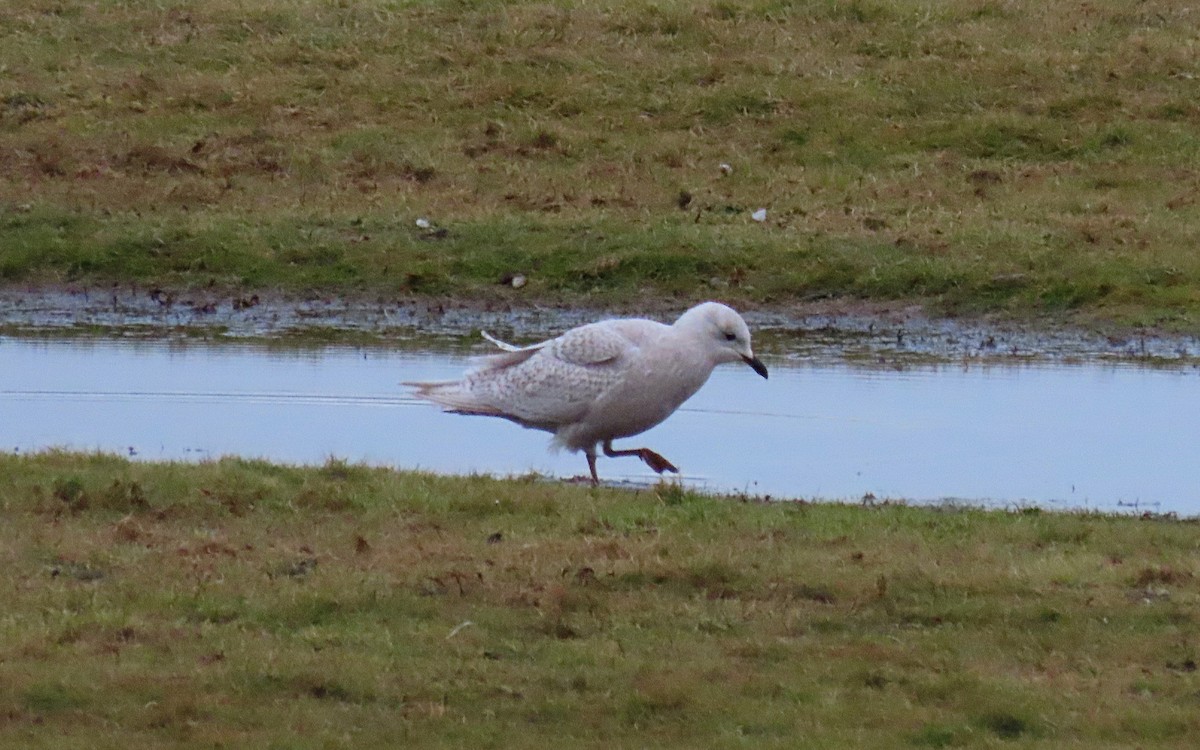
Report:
2,337,1198,515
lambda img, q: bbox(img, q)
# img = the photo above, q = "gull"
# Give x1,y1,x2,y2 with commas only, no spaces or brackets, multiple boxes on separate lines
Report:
407,302,768,484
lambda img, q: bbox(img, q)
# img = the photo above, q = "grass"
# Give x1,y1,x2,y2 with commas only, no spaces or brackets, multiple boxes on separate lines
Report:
1,0,1199,328
3,451,1199,747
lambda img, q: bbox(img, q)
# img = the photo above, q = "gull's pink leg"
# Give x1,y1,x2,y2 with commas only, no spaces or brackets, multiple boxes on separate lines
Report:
603,440,679,475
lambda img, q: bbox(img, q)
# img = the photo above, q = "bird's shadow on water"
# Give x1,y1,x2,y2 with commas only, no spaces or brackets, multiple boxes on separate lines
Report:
604,477,679,492
539,472,712,497
549,475,672,491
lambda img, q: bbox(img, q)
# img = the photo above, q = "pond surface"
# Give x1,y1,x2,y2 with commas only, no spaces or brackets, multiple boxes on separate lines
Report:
2,336,1198,516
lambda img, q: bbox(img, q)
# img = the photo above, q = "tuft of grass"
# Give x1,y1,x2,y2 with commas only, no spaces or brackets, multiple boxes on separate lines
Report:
21,683,88,714
976,710,1035,740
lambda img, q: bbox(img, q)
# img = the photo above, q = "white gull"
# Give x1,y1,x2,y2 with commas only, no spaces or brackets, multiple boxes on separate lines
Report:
406,301,768,484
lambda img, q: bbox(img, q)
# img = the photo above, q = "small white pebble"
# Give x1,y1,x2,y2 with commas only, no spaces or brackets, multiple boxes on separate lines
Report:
415,217,431,229
511,274,527,289
751,208,767,222
719,163,733,175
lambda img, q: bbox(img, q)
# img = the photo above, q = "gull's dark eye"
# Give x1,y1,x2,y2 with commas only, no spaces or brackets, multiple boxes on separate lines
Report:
723,332,737,342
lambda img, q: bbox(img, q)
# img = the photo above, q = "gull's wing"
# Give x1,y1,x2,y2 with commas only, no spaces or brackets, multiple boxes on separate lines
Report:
412,322,635,429
473,323,631,425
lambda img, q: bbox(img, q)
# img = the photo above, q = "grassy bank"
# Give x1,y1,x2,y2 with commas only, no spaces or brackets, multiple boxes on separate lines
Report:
2,452,1198,747
2,1,1199,328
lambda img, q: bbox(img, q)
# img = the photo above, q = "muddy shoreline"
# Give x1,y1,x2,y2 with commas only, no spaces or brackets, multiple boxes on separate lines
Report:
2,284,1198,365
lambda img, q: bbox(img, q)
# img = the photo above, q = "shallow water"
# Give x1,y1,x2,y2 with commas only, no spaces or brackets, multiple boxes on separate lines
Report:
2,336,1198,515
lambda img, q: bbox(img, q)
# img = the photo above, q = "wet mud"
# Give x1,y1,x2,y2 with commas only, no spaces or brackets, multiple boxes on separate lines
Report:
2,285,1198,366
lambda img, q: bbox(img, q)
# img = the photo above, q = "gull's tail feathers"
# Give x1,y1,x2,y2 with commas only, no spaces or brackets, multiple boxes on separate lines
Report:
405,379,547,431
404,380,504,417
405,330,551,417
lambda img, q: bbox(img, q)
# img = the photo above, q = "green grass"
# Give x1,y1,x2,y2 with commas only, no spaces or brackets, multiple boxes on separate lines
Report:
2,451,1199,747
2,0,1200,328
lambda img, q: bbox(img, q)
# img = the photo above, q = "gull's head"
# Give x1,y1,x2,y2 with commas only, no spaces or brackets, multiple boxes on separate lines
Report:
676,302,768,379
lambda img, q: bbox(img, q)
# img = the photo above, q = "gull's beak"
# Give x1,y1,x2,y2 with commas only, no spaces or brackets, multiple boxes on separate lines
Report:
742,354,769,380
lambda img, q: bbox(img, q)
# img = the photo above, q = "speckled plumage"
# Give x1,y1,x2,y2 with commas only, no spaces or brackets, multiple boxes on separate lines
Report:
407,302,768,483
